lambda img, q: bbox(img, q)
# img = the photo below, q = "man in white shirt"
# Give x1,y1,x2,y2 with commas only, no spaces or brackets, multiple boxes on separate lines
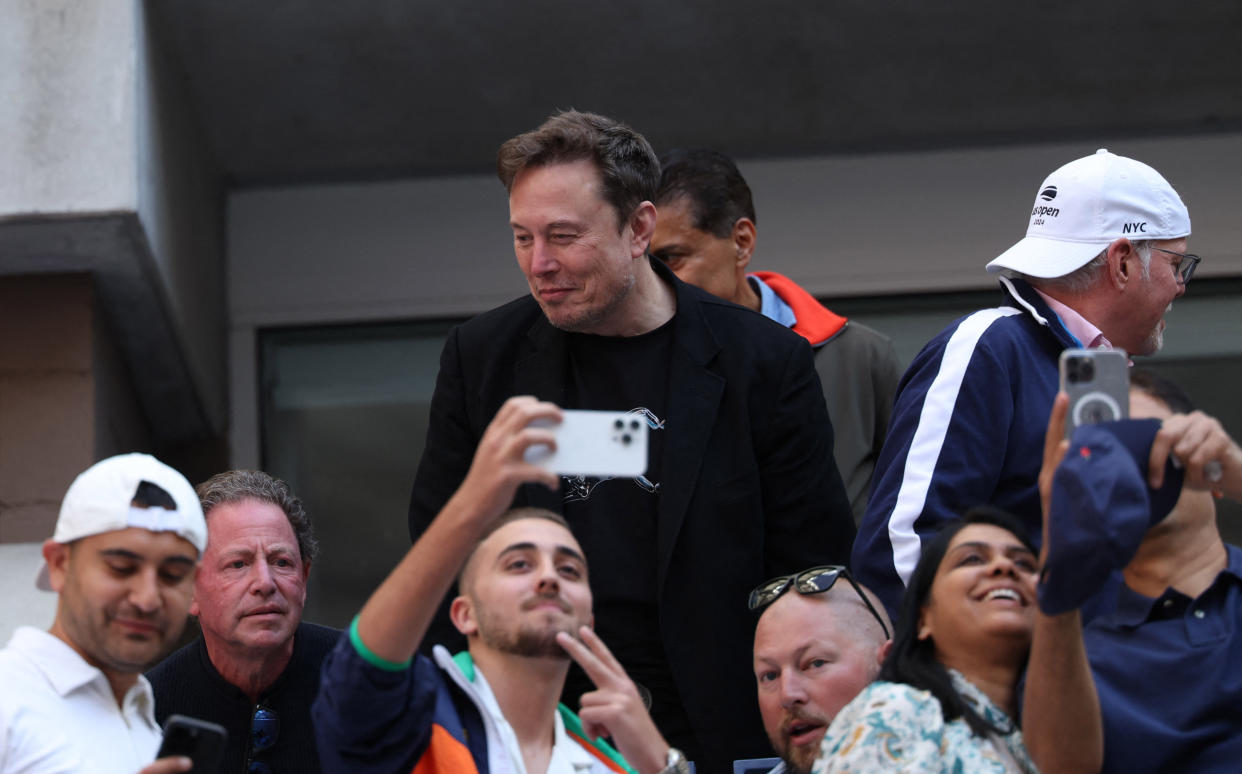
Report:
0,454,206,774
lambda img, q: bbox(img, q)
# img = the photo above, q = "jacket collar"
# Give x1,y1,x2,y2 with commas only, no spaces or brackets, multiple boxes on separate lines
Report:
998,276,1080,350
441,648,635,773
1112,544,1242,627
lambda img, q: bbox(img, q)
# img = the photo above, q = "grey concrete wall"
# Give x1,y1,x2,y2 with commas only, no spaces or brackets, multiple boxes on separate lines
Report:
134,3,226,433
0,544,58,643
228,133,1242,330
0,0,137,217
0,0,226,450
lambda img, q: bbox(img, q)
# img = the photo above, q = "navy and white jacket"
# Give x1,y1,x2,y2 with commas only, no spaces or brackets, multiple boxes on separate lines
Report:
852,277,1080,616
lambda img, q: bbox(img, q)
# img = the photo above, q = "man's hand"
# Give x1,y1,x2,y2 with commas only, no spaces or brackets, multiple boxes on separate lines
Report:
556,626,670,774
355,395,565,666
138,757,192,774
1148,410,1242,498
452,396,563,521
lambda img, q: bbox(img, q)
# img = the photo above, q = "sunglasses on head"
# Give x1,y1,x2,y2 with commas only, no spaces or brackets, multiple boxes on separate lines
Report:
748,565,891,640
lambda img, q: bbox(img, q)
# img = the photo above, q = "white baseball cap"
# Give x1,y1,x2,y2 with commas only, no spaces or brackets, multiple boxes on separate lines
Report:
36,453,206,590
987,149,1190,278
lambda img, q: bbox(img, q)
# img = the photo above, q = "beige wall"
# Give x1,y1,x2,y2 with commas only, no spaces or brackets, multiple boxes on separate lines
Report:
0,275,96,542
0,274,150,544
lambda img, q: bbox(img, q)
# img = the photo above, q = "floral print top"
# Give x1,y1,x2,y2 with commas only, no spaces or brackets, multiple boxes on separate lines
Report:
810,670,1038,773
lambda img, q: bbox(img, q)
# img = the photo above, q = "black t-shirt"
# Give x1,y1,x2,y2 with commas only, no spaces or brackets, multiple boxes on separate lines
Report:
560,319,694,749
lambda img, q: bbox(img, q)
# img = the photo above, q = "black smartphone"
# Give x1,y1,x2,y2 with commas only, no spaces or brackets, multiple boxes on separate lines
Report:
156,714,227,772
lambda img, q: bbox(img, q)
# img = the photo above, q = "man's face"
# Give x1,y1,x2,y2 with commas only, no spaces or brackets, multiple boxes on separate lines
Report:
191,499,309,655
46,527,197,676
455,517,592,659
753,593,884,774
1119,238,1189,356
650,196,747,304
509,159,648,335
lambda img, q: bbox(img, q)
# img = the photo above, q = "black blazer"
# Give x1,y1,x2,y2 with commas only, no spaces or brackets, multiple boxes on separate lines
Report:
408,259,855,773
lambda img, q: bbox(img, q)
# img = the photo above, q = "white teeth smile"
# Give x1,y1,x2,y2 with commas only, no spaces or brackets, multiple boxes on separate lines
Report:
985,588,1020,603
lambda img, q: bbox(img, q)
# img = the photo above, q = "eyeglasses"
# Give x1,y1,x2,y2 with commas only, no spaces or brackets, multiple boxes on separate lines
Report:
1152,247,1200,285
748,565,890,640
247,706,279,774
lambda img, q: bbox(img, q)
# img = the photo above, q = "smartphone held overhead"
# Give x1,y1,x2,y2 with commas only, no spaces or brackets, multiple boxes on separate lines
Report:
523,409,649,477
1059,348,1130,436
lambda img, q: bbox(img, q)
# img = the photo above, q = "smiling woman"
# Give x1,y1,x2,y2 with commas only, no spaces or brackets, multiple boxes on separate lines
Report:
812,507,1040,773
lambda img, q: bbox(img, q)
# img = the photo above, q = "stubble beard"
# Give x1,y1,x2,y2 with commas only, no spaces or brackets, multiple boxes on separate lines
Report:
770,708,830,774
475,593,580,660
1137,308,1171,356
63,598,169,675
540,269,636,334
777,740,816,774
479,619,575,659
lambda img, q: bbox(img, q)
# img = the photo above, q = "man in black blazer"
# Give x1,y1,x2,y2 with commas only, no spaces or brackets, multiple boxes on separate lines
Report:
408,110,855,774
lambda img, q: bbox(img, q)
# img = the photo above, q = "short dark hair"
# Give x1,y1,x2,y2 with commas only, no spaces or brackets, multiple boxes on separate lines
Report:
497,110,660,232
880,506,1036,737
655,148,756,238
457,507,575,592
196,470,319,564
1129,367,1196,414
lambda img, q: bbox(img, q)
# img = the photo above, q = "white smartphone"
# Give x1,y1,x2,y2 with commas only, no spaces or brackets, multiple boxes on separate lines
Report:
1058,348,1129,436
523,409,649,477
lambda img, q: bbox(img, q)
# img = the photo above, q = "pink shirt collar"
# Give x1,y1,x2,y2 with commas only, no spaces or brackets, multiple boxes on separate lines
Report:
1034,288,1113,349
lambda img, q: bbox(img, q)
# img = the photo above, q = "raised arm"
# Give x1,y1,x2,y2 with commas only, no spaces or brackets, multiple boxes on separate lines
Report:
1022,393,1102,774
359,396,562,664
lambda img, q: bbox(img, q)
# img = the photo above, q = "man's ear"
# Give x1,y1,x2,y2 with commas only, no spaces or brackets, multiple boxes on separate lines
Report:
629,201,658,258
1106,238,1135,289
732,218,757,270
449,595,478,637
42,540,70,593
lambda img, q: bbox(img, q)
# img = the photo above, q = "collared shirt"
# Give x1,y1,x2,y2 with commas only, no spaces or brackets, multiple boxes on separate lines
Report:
0,627,162,774
1085,544,1242,773
1033,288,1112,349
471,665,597,774
749,275,798,329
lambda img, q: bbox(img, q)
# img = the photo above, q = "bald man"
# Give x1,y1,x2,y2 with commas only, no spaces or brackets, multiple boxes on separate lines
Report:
751,569,892,774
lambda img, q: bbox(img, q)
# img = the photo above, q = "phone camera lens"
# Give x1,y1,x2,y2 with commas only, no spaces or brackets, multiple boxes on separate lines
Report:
629,419,640,431
620,433,632,445
1068,357,1094,383
614,419,624,429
